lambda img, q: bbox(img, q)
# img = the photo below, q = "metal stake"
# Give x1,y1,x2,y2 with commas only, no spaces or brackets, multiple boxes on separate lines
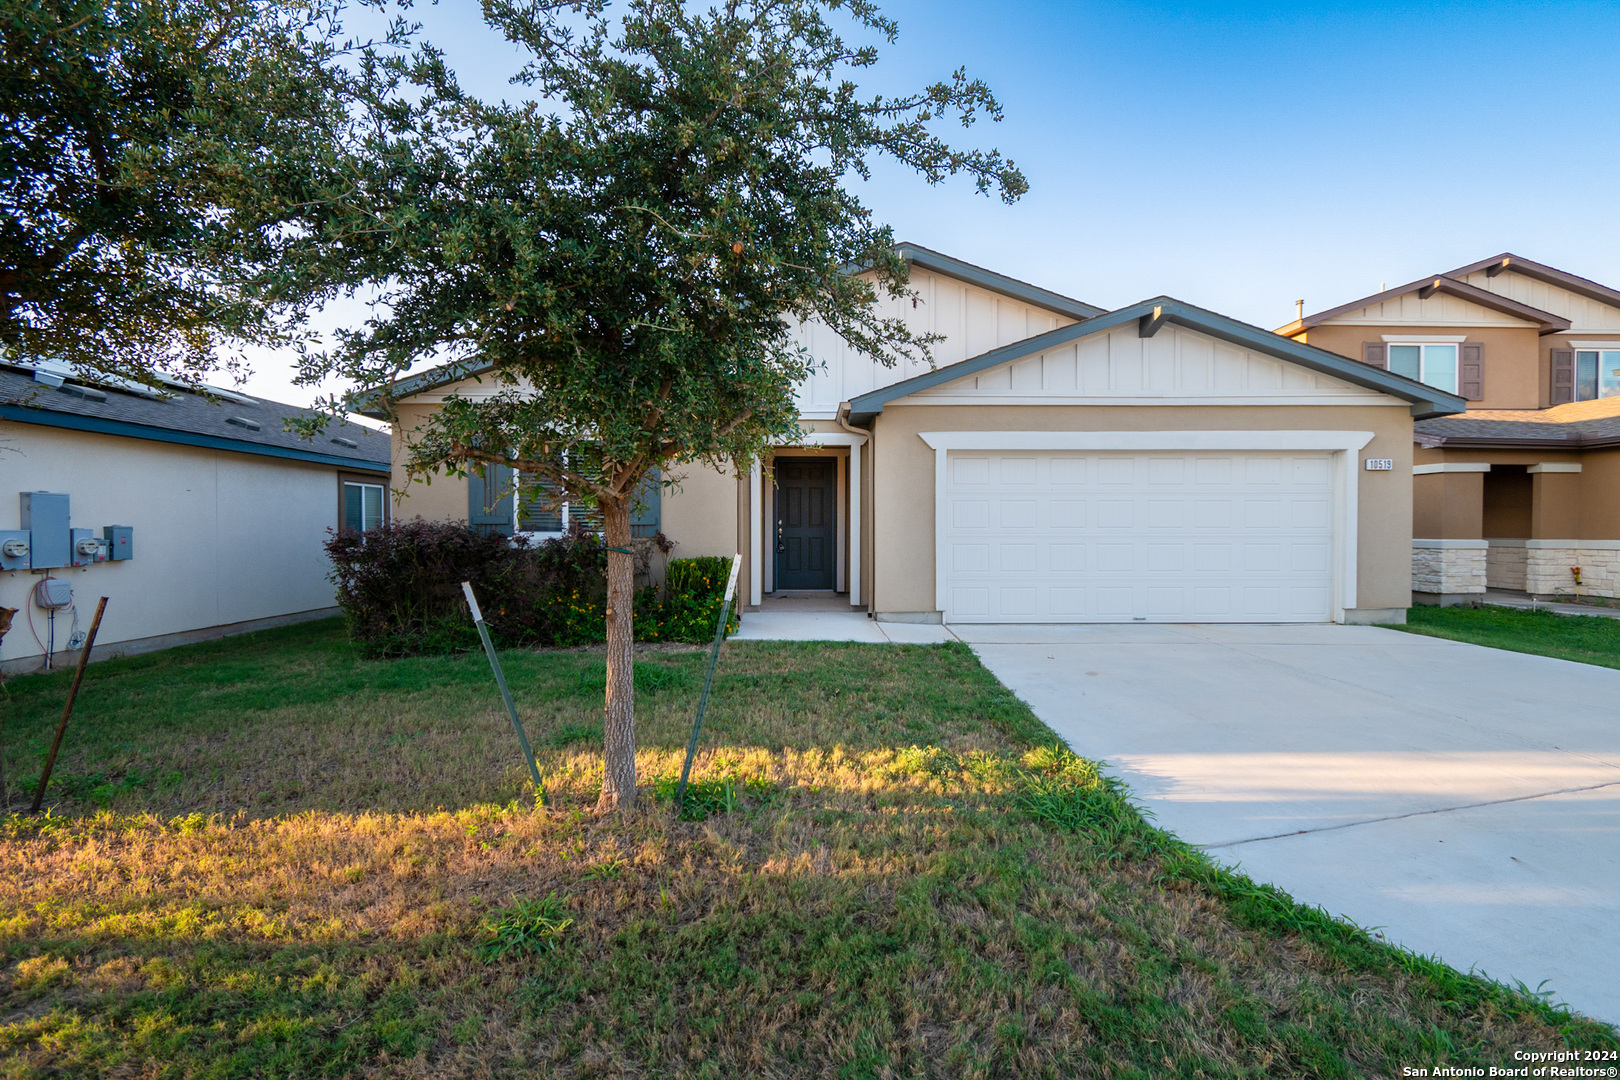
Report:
461,582,545,805
30,596,108,815
675,554,742,817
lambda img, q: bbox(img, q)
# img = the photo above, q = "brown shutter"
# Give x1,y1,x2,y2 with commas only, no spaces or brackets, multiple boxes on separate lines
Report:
1551,348,1575,404
1459,342,1485,401
1362,341,1387,369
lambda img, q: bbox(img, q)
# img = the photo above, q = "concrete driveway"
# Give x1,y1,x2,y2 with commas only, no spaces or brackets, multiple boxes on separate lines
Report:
957,623,1620,1027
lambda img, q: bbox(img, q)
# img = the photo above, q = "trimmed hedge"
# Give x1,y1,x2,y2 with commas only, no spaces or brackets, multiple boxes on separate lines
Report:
326,522,737,656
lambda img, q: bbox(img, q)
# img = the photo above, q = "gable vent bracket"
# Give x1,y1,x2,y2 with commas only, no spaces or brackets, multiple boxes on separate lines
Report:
1138,304,1168,338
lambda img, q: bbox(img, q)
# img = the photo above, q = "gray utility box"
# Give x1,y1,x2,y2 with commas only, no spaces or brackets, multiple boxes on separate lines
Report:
104,525,133,561
69,527,106,567
20,492,70,569
0,530,31,571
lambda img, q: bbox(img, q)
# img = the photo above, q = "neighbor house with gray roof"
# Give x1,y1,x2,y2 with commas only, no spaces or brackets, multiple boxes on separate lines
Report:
0,360,389,674
1279,254,1620,603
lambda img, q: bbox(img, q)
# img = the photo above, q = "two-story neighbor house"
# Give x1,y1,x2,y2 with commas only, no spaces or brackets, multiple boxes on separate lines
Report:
373,244,1462,625
1280,254,1620,603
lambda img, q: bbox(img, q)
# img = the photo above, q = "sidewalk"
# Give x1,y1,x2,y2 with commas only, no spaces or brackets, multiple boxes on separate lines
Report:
1480,589,1620,620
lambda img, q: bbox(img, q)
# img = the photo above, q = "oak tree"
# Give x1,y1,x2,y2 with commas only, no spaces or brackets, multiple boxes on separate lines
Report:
296,0,1026,810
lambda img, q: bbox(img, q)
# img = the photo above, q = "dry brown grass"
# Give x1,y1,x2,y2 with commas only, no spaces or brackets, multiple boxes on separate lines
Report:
0,620,1612,1078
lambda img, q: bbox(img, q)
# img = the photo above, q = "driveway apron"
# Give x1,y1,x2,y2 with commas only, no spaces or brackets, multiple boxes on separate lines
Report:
957,623,1620,1026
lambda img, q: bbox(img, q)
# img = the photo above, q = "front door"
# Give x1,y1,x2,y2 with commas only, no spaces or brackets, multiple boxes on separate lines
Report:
775,458,836,590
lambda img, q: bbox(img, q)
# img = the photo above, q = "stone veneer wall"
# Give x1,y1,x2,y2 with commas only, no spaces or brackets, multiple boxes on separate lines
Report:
1485,543,1527,592
1411,541,1487,597
1525,546,1620,599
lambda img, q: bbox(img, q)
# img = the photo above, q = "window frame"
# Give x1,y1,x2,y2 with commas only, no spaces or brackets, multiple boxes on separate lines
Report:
338,473,389,533
1572,349,1620,402
1386,341,1460,395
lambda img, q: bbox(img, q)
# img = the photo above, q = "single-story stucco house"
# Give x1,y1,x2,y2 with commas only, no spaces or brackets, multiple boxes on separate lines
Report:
0,359,389,674
374,245,1464,626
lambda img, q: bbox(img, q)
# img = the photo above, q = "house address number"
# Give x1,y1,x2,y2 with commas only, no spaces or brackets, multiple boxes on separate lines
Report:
1365,458,1394,471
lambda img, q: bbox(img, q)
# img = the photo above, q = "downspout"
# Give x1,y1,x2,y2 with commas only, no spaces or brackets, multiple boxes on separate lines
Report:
836,402,873,613
835,400,868,439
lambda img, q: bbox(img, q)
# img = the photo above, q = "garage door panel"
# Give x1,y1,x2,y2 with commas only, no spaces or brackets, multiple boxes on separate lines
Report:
944,450,1335,623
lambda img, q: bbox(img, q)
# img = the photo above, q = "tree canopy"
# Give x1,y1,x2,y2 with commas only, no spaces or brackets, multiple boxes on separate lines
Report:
0,0,394,388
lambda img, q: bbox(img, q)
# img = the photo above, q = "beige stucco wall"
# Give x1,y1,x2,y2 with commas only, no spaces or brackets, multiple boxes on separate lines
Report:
1413,472,1484,539
1411,445,1620,542
1299,324,1543,410
0,424,370,668
390,402,471,523
661,460,741,561
867,403,1416,617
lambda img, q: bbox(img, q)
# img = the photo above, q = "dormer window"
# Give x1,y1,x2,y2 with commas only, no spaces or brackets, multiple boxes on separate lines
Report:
1573,350,1620,401
1387,343,1458,395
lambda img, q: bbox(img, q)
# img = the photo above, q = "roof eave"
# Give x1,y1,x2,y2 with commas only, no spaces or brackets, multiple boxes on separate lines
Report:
1446,253,1620,312
896,243,1106,321
848,297,1466,423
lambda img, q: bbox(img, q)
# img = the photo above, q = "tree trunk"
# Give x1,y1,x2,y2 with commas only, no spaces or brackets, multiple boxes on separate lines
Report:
597,493,637,811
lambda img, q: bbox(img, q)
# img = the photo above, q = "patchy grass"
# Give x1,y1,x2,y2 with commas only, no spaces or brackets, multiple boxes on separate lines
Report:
1394,603,1620,670
0,618,1612,1077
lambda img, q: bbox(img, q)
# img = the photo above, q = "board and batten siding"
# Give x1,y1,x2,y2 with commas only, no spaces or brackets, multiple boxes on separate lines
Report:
904,323,1389,404
791,265,1075,417
1459,270,1620,331
1316,290,1539,329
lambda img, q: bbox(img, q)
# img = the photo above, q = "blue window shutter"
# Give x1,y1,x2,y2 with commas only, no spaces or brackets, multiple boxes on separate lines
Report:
630,470,661,538
468,463,514,535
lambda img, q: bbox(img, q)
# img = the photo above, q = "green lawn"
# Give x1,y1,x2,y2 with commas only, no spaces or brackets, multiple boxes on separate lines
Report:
1394,603,1620,670
0,619,1613,1078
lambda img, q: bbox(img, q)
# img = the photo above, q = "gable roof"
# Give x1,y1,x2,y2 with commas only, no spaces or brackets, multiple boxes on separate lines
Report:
846,296,1468,423
1444,252,1620,310
360,244,1109,417
895,243,1106,321
1279,272,1571,336
0,363,389,473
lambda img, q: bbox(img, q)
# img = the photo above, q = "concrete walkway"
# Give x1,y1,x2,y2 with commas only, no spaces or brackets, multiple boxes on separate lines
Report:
733,608,957,644
1482,588,1620,620
956,623,1620,1026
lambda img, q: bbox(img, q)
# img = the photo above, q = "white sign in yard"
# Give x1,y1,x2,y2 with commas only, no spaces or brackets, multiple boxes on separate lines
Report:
1365,458,1394,471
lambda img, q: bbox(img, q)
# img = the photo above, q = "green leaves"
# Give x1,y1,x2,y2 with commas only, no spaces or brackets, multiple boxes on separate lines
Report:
283,0,1025,510
1,0,404,388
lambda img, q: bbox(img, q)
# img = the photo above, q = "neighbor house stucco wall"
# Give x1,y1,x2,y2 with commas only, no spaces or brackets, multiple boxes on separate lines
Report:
0,425,362,669
865,403,1416,618
1299,324,1544,411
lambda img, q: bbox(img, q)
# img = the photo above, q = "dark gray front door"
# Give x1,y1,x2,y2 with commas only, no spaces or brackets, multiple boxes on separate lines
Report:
775,458,836,590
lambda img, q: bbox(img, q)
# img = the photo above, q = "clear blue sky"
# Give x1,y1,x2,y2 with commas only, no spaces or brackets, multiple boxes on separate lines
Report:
247,0,1620,405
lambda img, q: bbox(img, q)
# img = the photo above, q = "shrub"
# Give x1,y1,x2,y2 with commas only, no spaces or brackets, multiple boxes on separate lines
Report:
327,524,738,655
326,521,606,656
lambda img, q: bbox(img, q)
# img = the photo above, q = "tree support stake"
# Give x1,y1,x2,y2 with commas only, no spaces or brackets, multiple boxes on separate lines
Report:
675,554,742,817
30,596,108,815
462,582,545,805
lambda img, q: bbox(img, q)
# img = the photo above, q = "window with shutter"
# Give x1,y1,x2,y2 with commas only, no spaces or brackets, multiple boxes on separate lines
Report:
630,470,661,538
1362,341,1387,369
468,463,515,535
1459,342,1485,401
1550,349,1575,405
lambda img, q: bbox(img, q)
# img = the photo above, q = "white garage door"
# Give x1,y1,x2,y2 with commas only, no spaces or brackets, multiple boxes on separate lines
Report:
944,451,1336,623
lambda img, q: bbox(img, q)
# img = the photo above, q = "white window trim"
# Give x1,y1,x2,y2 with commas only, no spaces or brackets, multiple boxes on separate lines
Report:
1385,341,1460,395
513,470,586,541
1380,334,1467,343
1571,348,1620,402
916,430,1375,625
343,480,387,532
